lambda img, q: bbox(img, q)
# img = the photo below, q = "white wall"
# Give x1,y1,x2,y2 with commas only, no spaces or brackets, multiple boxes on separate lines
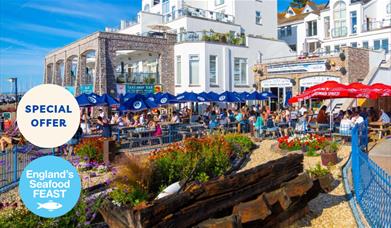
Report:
166,16,241,34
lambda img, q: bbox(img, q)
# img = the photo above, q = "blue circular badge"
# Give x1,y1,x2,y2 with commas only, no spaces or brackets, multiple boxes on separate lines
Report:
19,156,81,218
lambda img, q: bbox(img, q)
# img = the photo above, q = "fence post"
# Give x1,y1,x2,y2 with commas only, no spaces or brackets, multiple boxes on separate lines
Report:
13,145,18,182
351,125,360,201
52,148,55,156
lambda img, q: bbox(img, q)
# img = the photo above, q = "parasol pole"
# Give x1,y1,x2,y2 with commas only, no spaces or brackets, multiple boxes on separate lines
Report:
329,98,333,137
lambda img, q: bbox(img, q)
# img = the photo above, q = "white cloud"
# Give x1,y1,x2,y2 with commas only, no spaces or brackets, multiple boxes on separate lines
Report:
14,23,86,38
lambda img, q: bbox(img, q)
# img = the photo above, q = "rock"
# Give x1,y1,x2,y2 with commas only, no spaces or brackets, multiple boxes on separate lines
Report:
318,173,334,192
196,215,242,228
264,188,291,210
232,194,271,223
282,173,313,197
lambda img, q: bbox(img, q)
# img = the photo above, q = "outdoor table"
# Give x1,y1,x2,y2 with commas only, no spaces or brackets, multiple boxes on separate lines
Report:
129,128,155,138
369,122,390,139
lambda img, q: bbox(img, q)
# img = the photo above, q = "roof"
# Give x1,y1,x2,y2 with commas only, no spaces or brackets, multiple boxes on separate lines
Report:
278,4,327,25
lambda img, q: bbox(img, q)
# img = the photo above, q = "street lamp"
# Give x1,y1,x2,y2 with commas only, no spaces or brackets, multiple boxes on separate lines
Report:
8,77,18,104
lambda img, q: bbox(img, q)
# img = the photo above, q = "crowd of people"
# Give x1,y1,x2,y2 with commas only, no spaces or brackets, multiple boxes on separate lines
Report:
1,103,390,153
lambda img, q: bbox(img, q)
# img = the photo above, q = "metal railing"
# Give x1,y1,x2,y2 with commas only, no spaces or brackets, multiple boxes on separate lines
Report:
115,72,159,84
362,19,391,32
177,31,246,46
162,6,235,24
331,26,348,38
0,145,54,193
351,121,391,227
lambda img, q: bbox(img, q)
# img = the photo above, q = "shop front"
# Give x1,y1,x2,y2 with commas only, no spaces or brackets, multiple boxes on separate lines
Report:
260,78,293,111
299,76,340,108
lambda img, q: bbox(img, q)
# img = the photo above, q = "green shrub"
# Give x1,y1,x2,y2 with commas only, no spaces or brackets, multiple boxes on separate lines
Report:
224,134,255,157
306,163,330,178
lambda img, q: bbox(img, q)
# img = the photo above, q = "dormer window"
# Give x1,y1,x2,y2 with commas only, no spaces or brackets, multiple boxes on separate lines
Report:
153,0,160,6
288,9,294,15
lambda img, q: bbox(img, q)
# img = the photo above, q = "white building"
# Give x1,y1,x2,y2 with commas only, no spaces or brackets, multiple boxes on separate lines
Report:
106,0,294,95
278,0,391,60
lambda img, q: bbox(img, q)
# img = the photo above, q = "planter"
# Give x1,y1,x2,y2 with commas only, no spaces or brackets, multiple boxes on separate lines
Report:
320,152,338,166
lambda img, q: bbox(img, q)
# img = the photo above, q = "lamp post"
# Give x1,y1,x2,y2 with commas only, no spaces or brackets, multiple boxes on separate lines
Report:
8,77,18,104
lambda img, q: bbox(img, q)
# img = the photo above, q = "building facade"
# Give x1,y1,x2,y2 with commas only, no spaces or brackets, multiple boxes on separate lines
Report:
278,0,391,58
45,0,295,96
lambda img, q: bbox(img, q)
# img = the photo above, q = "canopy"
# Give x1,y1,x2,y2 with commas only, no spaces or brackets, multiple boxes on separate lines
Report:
371,83,391,97
216,91,242,102
155,92,176,105
76,93,106,107
245,91,277,100
119,94,158,112
175,92,210,103
100,94,119,106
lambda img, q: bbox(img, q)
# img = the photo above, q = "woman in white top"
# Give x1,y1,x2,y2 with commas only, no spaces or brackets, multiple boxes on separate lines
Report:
340,114,353,136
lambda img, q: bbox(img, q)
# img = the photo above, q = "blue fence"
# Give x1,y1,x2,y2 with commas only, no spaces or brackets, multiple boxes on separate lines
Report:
0,145,54,193
351,121,391,227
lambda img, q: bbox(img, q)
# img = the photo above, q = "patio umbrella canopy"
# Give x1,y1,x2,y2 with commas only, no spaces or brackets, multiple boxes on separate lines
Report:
76,93,106,107
371,83,391,96
175,92,210,103
100,94,119,106
155,92,177,105
119,94,158,112
217,91,242,103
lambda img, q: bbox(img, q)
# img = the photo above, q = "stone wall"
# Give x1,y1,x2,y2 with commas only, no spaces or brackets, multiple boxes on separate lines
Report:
44,32,176,95
346,47,369,83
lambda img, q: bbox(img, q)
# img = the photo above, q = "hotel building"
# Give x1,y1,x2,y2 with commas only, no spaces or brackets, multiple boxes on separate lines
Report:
44,0,294,96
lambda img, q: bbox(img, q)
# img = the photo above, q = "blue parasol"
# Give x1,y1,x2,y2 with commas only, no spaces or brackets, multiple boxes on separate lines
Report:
119,94,158,112
155,92,176,105
76,93,106,107
175,92,210,103
100,94,119,106
216,91,242,102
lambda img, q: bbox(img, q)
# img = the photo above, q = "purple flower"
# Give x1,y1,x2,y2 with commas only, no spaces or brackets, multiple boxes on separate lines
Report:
84,221,91,225
105,178,111,185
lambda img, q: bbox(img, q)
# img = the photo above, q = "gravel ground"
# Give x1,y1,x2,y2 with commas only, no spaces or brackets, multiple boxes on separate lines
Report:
242,140,357,228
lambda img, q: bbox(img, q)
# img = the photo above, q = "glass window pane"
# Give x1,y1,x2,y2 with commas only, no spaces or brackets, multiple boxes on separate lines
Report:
209,55,217,84
189,55,199,85
176,56,181,84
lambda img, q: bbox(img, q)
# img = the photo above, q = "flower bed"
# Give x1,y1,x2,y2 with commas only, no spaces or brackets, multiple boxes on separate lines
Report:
108,134,255,207
277,134,327,155
74,137,105,163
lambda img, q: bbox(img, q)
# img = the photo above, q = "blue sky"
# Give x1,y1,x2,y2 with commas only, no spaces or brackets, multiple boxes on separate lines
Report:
0,0,327,93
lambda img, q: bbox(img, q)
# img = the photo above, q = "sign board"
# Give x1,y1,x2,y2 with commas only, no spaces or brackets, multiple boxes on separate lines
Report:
79,84,94,94
261,78,293,88
2,112,11,119
299,76,340,87
267,60,327,74
116,84,155,95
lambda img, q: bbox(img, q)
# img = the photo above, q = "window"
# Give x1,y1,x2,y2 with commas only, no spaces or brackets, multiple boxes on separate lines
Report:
374,40,381,50
280,27,285,37
256,11,262,25
387,3,391,14
382,39,389,53
287,25,292,36
350,11,357,34
209,55,217,85
325,46,331,54
153,0,160,6
363,41,369,49
215,0,224,6
162,0,169,15
350,42,357,48
144,4,150,12
234,58,247,86
324,16,330,38
176,56,181,85
306,20,317,37
189,55,199,85
334,45,340,52
333,1,347,37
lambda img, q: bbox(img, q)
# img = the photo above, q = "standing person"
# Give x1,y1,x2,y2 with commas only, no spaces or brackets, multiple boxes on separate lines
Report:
254,112,264,138
290,106,299,128
317,106,328,124
101,118,112,138
299,105,307,116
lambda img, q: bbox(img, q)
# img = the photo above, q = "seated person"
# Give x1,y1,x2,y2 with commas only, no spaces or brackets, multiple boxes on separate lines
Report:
378,109,390,123
0,124,23,153
339,114,353,136
265,115,279,137
317,106,328,124
295,112,308,133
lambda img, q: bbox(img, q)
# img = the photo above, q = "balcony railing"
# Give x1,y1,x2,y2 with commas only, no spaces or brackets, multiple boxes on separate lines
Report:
162,7,235,24
115,72,159,84
331,26,348,38
177,31,246,46
362,19,391,32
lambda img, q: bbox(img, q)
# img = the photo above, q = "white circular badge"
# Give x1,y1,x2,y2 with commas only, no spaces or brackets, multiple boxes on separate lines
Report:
17,84,81,148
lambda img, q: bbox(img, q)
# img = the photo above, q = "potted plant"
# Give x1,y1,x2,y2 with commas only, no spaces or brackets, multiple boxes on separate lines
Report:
320,141,338,166
306,163,333,192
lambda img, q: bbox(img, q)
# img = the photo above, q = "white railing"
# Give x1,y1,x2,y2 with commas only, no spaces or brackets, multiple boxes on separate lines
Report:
162,7,235,24
362,19,391,32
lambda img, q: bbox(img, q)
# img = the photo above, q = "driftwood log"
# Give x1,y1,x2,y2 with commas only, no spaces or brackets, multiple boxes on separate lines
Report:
100,153,322,228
